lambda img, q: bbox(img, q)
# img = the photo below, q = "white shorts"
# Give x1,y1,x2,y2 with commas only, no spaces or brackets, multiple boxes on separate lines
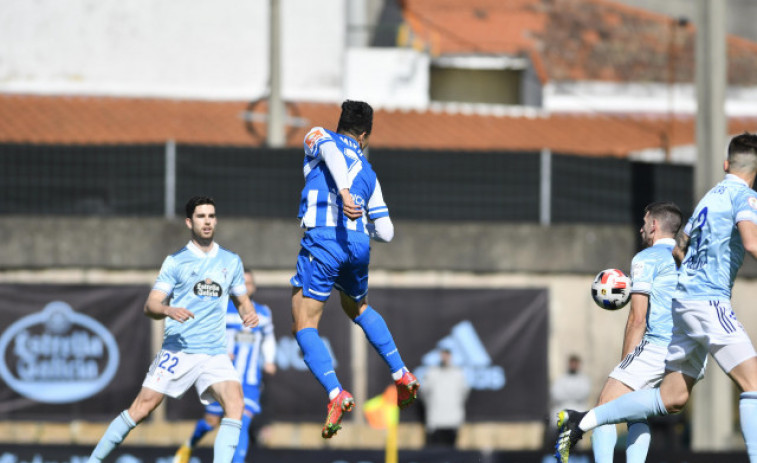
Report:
665,299,756,378
609,340,668,390
142,349,240,405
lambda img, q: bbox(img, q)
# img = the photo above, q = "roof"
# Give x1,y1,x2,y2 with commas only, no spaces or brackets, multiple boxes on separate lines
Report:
3,94,756,157
402,0,757,85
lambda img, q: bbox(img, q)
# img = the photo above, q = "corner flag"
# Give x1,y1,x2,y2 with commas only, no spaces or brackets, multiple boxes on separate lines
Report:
363,385,399,463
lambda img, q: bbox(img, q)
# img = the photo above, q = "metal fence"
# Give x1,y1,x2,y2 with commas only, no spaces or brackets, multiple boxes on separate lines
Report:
0,143,694,223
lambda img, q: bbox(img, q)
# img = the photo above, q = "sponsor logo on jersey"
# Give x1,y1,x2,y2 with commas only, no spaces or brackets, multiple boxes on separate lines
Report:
0,301,120,403
305,129,327,150
749,196,757,210
414,320,505,391
194,279,222,298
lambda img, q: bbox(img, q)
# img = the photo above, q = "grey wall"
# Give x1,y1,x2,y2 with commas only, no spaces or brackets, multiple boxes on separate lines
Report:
6,217,757,275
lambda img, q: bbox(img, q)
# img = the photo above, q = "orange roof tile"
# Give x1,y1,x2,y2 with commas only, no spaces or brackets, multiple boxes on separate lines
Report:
2,94,756,157
402,0,757,85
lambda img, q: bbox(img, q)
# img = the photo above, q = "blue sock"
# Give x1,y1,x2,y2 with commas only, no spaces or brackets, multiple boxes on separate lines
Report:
190,417,216,447
295,328,342,395
626,420,651,463
594,389,667,427
739,392,757,461
591,424,617,463
354,306,405,374
88,410,136,463
232,414,253,463
214,418,242,463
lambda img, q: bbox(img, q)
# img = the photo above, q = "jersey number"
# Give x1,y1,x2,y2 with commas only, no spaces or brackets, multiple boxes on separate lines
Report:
687,207,708,270
158,352,179,374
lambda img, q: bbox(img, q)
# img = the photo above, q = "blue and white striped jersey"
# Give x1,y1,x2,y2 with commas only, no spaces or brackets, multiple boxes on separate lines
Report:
153,241,247,355
676,174,757,301
630,238,677,346
298,127,389,234
225,299,275,387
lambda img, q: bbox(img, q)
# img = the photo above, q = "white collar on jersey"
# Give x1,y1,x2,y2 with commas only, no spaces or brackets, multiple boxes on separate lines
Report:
725,173,749,187
186,240,219,258
653,237,676,247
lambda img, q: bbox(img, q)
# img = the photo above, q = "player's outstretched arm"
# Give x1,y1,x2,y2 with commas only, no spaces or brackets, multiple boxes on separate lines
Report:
672,229,690,267
738,220,757,259
231,293,259,328
143,289,195,322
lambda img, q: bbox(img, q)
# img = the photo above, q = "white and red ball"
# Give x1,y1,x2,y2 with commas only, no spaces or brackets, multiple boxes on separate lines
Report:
591,268,631,310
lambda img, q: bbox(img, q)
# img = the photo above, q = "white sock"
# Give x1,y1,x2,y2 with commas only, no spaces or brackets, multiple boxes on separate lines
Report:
391,368,406,381
328,388,341,400
579,409,598,431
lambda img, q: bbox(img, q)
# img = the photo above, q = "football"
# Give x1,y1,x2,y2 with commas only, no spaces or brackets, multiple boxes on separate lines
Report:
591,268,631,310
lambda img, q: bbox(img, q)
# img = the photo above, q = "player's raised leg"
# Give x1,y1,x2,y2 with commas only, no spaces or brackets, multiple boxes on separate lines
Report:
88,387,163,463
292,288,354,438
556,372,693,462
592,376,653,463
340,293,419,408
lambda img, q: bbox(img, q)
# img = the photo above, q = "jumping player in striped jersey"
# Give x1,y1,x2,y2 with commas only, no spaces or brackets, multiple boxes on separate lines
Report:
556,133,757,463
588,202,682,463
88,196,259,463
290,100,419,439
174,270,276,463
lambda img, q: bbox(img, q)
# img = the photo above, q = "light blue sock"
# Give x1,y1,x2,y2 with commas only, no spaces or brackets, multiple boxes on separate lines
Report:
739,391,757,461
591,424,617,463
214,418,242,463
626,420,651,463
190,417,216,447
354,306,405,374
88,410,136,463
295,327,341,395
232,414,253,463
594,389,667,426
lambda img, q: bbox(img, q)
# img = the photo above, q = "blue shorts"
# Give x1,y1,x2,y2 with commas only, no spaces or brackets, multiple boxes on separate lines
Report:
205,383,262,416
290,227,371,302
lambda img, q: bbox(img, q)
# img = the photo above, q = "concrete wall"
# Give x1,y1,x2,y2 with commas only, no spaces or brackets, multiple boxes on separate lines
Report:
5,216,757,274
0,217,639,272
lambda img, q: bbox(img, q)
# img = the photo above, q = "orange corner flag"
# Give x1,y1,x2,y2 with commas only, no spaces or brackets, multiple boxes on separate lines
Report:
363,384,399,430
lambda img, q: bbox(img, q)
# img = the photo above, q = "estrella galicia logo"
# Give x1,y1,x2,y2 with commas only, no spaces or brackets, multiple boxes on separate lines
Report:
194,278,222,299
0,301,120,403
414,320,505,390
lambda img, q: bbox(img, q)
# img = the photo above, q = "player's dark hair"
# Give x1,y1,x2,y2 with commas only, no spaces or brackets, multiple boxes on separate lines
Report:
728,132,757,172
644,201,682,235
185,196,216,218
336,100,373,137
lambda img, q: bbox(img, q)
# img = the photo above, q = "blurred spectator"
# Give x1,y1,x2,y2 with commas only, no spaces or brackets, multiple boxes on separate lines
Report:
544,354,592,450
420,346,470,448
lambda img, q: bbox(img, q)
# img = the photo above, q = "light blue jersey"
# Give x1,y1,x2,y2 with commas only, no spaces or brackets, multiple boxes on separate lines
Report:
677,174,757,301
153,241,247,355
299,127,389,234
630,238,677,346
225,300,275,388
